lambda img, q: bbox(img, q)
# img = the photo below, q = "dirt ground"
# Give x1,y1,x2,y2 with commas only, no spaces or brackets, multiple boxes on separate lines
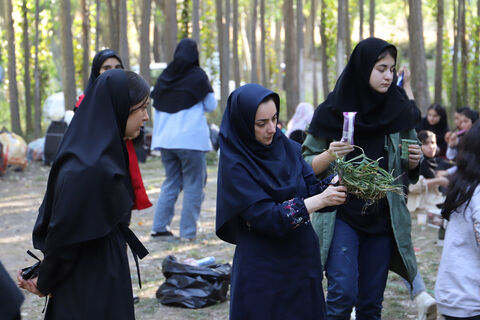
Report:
0,155,443,319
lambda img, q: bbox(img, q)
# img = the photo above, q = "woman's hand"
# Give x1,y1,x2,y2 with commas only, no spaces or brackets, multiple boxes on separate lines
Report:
397,65,414,100
17,270,45,297
327,141,354,160
407,143,422,170
305,185,347,213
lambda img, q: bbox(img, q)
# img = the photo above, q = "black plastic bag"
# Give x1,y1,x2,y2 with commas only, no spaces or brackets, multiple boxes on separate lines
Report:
156,255,231,309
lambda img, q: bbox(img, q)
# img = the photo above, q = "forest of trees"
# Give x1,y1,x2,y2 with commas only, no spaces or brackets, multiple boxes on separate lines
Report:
1,0,479,141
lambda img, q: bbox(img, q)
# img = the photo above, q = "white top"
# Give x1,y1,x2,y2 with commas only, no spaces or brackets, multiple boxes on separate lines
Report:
435,185,480,318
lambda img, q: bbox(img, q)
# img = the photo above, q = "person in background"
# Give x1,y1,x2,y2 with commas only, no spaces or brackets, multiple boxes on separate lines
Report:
285,102,314,144
416,104,449,157
435,122,480,320
17,70,150,319
216,83,347,319
444,107,468,151
150,38,217,241
445,108,478,161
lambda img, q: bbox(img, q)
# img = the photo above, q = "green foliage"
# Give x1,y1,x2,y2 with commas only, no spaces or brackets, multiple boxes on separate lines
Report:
180,0,191,39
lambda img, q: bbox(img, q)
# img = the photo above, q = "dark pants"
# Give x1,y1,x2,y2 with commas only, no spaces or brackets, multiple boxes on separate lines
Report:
444,316,480,320
325,219,393,320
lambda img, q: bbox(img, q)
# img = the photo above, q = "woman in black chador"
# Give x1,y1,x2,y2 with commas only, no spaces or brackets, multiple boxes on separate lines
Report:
216,84,347,319
17,69,149,319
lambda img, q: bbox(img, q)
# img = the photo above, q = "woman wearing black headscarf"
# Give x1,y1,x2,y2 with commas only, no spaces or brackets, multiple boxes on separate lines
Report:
302,38,423,319
416,103,449,157
216,84,347,319
17,69,149,319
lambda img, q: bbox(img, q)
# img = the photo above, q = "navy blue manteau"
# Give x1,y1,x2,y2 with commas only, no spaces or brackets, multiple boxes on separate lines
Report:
216,84,328,319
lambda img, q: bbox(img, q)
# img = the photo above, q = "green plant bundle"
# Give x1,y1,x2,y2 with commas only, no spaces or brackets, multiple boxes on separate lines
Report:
333,146,404,209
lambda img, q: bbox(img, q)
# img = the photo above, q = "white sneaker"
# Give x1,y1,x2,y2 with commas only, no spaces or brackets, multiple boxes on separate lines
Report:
350,307,356,320
414,291,437,320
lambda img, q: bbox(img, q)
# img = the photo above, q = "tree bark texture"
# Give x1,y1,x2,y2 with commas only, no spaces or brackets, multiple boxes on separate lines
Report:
359,0,364,40
284,0,299,118
34,0,42,137
164,0,177,61
434,0,444,104
232,0,241,88
459,0,468,106
312,0,318,106
192,0,200,44
337,0,347,76
118,0,130,68
320,0,329,97
22,0,33,135
369,0,375,37
59,0,77,112
451,0,459,112
81,0,90,89
260,0,267,87
297,0,305,102
250,0,258,83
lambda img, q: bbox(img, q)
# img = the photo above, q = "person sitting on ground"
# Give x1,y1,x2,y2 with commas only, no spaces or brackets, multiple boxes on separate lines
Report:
416,103,449,158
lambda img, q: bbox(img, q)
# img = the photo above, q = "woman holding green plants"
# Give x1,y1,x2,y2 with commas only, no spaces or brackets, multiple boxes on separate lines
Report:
302,37,423,320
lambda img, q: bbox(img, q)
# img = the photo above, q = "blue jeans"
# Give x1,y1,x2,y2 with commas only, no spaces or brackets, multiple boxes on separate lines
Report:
152,148,206,239
403,271,426,299
325,219,393,320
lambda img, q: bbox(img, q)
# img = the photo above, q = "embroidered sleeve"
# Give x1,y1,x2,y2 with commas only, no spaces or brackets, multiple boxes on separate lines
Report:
308,174,335,196
282,198,310,229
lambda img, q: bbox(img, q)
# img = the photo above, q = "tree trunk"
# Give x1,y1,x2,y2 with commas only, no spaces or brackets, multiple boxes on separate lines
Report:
216,0,230,111
312,0,318,107
474,0,480,108
274,17,283,92
192,0,200,44
297,0,305,102
320,0,329,98
260,0,267,87
107,0,118,51
81,0,90,89
359,0,364,40
451,0,459,112
232,0,241,88
337,0,347,76
345,0,351,56
250,0,258,83
164,0,177,61
153,19,162,62
118,0,130,68
284,0,299,118
459,0,468,106
434,0,444,104
34,0,42,137
139,0,151,83
22,0,33,136
407,0,430,114
60,0,77,111
95,0,101,52
369,0,375,37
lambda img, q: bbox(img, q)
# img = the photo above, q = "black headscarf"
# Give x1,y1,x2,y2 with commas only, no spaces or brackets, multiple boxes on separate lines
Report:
308,37,420,159
150,38,213,113
417,104,449,154
33,69,134,253
216,84,306,244
85,49,124,94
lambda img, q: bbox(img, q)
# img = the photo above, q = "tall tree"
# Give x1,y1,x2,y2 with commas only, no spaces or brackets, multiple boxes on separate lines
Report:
434,0,444,104
451,0,459,112
232,0,241,88
59,0,77,111
164,0,177,60
459,0,468,106
34,0,42,137
345,0,351,55
297,0,305,102
337,0,348,75
369,0,375,36
118,0,130,68
312,0,318,106
260,0,267,87
407,0,430,113
192,0,200,44
216,0,231,111
474,0,480,108
319,0,329,98
22,0,33,135
274,17,283,92
139,0,151,83
359,0,364,40
284,0,299,118
81,0,90,89
180,0,190,38
152,0,163,62
250,0,258,82
107,0,119,51
95,0,101,52
5,0,22,134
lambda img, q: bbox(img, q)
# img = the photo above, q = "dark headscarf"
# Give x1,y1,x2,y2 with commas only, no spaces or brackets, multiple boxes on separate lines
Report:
417,104,449,155
308,37,420,158
150,38,213,113
85,49,123,94
33,69,133,253
216,84,306,244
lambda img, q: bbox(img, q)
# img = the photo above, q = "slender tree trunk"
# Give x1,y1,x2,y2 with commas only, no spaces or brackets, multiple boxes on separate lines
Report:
107,0,116,50
345,0,351,56
250,0,258,82
312,0,318,107
81,0,90,89
434,0,444,104
359,0,364,40
60,0,77,111
474,0,480,108
369,0,375,37
274,17,283,92
153,21,162,62
95,0,101,52
192,0,200,44
284,0,299,118
118,0,130,68
337,0,347,76
297,0,305,102
407,0,430,113
34,0,42,137
232,0,241,88
320,0,329,97
451,0,459,112
164,0,177,60
22,0,33,135
459,0,468,106
216,0,230,111
260,0,267,87
139,0,151,83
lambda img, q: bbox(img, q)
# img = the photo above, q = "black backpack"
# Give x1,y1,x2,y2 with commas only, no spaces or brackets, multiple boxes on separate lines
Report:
44,121,68,166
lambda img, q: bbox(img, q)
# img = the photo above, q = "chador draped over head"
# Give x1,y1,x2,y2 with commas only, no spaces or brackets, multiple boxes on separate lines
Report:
308,37,420,155
150,38,213,113
33,69,134,253
85,49,123,94
216,84,306,244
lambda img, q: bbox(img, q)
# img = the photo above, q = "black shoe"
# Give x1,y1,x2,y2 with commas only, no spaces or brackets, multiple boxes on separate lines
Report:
150,231,174,237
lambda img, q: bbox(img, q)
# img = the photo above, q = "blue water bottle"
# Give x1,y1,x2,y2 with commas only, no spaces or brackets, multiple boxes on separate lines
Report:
397,71,404,87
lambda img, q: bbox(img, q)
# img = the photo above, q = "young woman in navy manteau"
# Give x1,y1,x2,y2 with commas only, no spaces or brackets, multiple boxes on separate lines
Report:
216,84,347,320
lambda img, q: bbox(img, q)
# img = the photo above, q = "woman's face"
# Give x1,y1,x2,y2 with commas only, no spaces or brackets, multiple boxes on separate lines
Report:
125,97,150,139
459,114,473,131
369,54,395,94
100,57,122,74
421,135,437,158
427,108,440,126
254,99,277,145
